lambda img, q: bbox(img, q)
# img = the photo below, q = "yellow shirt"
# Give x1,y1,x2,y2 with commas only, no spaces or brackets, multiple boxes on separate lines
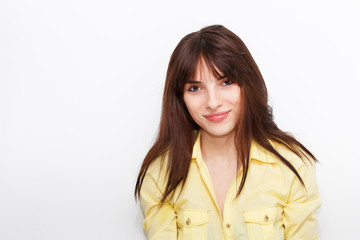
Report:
140,132,321,240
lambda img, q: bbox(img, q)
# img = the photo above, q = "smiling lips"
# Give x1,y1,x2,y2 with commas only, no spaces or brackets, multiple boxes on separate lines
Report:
204,111,230,122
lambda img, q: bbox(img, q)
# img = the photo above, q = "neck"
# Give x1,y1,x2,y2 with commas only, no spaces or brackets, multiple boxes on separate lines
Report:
200,131,238,166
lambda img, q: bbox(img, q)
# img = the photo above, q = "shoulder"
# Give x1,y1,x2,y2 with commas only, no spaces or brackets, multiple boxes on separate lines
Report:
141,152,170,192
272,141,316,173
268,141,318,192
145,152,169,176
250,140,315,172
250,140,319,196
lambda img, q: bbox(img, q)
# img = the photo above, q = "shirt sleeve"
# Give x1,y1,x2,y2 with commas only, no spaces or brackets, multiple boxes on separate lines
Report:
140,171,177,240
283,161,321,240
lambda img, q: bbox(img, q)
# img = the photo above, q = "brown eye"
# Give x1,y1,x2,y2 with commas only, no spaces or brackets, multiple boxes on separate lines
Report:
188,85,201,92
222,79,234,86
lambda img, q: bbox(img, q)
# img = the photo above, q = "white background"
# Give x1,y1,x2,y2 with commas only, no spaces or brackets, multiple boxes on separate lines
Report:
1,0,359,239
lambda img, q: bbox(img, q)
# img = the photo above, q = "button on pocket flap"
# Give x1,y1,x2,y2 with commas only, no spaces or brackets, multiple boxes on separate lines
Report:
178,209,209,227
243,206,277,225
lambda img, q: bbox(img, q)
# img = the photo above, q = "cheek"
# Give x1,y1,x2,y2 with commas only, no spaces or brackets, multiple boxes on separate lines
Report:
183,95,193,116
184,103,197,117
227,85,240,99
230,87,242,109
183,95,202,117
234,93,241,106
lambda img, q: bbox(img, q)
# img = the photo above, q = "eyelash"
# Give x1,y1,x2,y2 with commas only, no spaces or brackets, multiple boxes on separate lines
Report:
187,85,201,92
186,79,234,92
222,79,234,86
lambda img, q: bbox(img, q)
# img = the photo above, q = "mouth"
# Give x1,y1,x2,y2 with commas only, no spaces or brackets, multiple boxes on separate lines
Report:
204,111,230,122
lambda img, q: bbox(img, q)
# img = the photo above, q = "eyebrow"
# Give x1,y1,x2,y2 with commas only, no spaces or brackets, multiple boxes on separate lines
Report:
186,80,202,84
186,76,226,84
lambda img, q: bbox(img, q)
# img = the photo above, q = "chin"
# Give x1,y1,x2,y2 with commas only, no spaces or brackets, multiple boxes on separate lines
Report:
202,127,236,138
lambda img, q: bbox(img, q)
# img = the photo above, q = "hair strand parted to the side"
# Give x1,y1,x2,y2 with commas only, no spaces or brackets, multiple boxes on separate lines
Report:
135,24,317,203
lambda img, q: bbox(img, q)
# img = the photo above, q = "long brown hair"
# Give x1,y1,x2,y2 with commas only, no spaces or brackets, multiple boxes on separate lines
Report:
135,24,317,202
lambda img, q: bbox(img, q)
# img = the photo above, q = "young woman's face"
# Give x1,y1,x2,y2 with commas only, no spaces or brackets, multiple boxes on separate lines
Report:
183,61,241,138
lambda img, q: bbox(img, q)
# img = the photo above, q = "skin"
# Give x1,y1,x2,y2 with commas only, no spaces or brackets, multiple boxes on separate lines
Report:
183,59,242,217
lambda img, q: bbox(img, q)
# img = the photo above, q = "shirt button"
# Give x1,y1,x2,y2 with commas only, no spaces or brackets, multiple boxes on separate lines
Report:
226,223,231,228
186,218,191,225
264,215,269,222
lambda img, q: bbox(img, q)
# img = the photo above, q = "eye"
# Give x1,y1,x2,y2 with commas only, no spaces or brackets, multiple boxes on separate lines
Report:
188,85,201,92
222,79,234,86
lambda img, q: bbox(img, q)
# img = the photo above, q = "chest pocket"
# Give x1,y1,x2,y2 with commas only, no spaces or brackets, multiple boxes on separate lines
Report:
177,209,209,240
243,206,278,240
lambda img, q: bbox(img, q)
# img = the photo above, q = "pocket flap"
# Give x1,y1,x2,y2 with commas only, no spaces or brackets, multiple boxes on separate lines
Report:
177,209,209,227
243,206,277,225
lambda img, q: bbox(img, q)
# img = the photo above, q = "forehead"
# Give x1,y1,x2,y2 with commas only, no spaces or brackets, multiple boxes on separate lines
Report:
193,58,224,81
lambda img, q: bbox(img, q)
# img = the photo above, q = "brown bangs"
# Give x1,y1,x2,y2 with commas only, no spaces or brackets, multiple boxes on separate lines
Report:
170,28,249,98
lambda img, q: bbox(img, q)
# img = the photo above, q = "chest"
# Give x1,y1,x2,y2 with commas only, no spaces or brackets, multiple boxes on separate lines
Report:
172,160,289,212
206,163,237,216
172,161,290,239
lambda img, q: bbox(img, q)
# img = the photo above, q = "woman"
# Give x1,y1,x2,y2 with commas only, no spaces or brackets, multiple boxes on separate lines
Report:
135,25,320,240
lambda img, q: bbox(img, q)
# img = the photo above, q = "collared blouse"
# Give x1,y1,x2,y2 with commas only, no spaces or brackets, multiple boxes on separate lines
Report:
140,132,321,240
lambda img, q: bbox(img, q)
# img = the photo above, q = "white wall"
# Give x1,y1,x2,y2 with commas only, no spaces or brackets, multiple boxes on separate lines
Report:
0,0,359,239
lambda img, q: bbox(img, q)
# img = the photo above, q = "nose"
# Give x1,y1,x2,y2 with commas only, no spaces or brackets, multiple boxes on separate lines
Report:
206,88,223,110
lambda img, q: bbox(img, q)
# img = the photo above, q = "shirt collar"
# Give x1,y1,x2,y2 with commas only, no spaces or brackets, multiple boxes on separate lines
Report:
249,141,277,163
191,131,203,166
191,130,277,164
